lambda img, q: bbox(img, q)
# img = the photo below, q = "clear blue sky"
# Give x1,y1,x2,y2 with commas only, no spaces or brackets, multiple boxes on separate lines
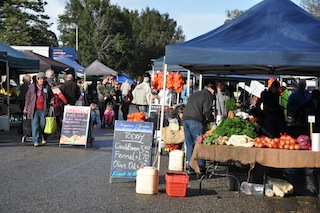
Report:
46,0,300,41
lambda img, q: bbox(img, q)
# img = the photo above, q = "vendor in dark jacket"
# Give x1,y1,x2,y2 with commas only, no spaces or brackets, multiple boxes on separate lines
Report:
23,72,54,147
60,74,80,105
183,82,215,174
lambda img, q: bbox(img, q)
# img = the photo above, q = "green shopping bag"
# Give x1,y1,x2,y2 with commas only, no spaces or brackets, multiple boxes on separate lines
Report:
44,106,57,134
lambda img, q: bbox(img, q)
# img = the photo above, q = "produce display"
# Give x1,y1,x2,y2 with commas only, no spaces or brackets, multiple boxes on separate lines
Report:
201,117,257,145
127,112,146,122
152,71,184,93
254,134,311,150
197,115,311,151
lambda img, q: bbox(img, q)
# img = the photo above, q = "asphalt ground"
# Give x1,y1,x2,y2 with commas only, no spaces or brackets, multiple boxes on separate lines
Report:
1,105,320,213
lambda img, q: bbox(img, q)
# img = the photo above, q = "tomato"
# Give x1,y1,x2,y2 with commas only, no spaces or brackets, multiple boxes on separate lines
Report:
294,144,300,150
279,140,286,146
279,145,284,149
289,145,295,150
284,144,290,150
274,138,280,144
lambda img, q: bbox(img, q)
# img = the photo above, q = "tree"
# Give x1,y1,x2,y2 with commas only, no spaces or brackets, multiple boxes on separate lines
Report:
58,1,185,77
300,0,320,19
0,0,58,46
58,0,132,69
224,9,245,23
128,7,185,76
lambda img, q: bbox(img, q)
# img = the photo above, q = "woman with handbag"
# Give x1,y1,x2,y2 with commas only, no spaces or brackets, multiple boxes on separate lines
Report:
24,72,54,147
47,78,68,136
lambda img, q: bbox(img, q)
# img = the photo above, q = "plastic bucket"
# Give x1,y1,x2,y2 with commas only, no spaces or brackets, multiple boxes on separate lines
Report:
136,166,159,194
168,150,184,171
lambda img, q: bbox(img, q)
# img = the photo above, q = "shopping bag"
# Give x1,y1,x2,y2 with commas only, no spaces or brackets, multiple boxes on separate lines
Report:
44,106,57,134
162,126,184,144
44,117,57,134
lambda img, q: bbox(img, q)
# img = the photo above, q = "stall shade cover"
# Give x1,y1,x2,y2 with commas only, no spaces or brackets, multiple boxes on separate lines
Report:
54,55,84,73
22,50,75,75
0,42,39,69
165,0,320,76
84,59,117,76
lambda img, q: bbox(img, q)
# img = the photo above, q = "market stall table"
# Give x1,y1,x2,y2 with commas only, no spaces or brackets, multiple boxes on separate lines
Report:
190,144,320,195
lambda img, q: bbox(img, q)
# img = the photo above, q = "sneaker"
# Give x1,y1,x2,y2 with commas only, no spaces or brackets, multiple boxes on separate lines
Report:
34,143,39,147
41,140,47,145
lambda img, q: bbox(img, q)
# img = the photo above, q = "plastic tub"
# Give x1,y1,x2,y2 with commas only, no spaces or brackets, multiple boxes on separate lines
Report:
168,150,184,171
136,167,159,194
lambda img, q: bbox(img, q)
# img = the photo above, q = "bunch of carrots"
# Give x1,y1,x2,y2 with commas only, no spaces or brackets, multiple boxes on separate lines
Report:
152,72,184,93
127,112,146,122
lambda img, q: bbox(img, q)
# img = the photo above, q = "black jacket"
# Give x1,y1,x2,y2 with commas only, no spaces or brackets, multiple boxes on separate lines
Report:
60,80,80,105
183,89,215,123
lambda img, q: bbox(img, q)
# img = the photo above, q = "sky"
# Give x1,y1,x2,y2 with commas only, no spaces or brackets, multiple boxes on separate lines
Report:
45,0,300,41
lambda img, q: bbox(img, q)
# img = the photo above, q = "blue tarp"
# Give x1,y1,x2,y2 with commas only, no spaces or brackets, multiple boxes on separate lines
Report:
0,42,39,69
117,74,134,84
54,55,84,73
165,0,320,76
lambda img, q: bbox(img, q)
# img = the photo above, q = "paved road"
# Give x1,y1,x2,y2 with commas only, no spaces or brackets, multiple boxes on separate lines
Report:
1,107,320,212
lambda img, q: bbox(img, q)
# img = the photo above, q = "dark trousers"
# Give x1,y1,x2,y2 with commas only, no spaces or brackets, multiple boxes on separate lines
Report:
98,101,106,124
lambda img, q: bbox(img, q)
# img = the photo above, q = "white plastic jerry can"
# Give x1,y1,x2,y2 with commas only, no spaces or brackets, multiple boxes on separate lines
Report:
168,150,184,171
136,166,159,194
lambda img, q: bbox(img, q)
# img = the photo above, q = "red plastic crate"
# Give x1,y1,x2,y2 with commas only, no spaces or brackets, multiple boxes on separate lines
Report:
165,172,189,197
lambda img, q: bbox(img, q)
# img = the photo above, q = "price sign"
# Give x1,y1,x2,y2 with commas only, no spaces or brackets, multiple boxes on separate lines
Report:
59,105,90,147
110,121,153,182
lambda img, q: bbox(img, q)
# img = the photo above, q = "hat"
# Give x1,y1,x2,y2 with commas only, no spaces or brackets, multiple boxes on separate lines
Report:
36,72,45,79
46,77,55,85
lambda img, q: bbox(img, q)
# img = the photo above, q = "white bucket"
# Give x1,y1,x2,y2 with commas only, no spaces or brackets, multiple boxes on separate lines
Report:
136,166,159,194
311,133,320,151
168,150,184,171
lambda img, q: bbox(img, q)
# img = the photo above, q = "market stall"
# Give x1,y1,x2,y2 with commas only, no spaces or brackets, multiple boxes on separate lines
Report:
161,0,320,196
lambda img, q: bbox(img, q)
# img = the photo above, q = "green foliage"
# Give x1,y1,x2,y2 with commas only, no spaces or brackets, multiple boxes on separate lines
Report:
224,9,245,23
207,117,257,144
57,1,185,76
0,0,58,46
226,98,236,111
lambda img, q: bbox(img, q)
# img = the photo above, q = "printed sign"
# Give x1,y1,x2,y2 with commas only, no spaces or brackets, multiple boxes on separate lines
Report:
59,105,90,147
110,121,153,182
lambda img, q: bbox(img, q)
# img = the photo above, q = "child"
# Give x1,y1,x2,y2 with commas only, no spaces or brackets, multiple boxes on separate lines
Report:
89,103,98,143
104,104,114,127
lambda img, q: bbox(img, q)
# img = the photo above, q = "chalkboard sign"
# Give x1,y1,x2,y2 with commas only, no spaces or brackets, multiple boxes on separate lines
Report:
59,105,90,147
110,120,153,182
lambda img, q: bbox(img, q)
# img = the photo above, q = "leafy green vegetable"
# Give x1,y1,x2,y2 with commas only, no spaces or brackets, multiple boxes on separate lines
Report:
226,98,236,111
204,117,257,145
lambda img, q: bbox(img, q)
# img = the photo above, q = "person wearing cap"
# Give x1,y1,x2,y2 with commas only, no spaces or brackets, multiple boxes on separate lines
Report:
131,76,152,114
183,82,216,175
287,80,311,123
24,72,54,147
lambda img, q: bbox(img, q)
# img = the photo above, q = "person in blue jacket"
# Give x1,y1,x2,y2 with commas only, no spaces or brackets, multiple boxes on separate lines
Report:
180,79,193,104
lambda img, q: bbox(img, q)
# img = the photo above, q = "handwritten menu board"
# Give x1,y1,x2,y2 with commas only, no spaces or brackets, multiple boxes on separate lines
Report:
59,106,90,147
110,121,153,182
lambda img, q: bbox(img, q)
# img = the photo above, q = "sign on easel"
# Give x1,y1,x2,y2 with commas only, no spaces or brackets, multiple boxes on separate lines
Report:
110,121,153,183
59,105,90,148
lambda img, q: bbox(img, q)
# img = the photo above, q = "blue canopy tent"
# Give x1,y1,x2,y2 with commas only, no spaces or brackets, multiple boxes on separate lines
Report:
0,42,39,70
165,0,320,76
54,55,84,75
117,73,134,84
0,42,39,129
152,57,188,72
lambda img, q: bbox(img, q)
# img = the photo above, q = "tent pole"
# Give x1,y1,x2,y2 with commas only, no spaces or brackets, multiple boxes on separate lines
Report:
199,73,203,90
187,70,190,96
157,64,167,170
6,60,10,129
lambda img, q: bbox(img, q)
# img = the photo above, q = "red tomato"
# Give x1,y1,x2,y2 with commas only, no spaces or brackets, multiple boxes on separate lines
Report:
294,144,300,150
289,145,295,150
284,144,290,150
